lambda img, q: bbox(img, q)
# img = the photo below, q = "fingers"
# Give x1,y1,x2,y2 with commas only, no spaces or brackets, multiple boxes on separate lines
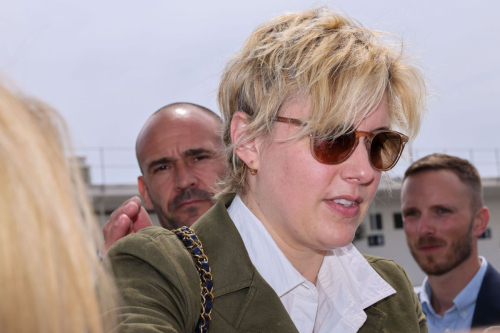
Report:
132,206,154,232
102,196,143,256
102,214,132,255
108,196,141,222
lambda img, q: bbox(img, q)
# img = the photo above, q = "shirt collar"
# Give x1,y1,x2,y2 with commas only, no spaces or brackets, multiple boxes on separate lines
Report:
325,245,397,309
228,194,396,312
454,256,488,313
420,276,433,312
228,194,306,297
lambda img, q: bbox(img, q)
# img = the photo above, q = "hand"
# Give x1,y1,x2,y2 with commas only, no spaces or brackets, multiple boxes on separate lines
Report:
101,196,153,256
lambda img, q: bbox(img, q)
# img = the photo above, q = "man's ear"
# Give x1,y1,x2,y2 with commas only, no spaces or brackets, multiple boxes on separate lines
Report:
231,111,260,169
138,176,154,210
472,206,490,237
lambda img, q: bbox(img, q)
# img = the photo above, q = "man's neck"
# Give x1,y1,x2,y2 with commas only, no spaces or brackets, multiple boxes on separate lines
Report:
427,256,482,316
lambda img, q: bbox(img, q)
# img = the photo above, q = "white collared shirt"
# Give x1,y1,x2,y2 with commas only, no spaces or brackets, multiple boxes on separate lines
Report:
228,195,396,333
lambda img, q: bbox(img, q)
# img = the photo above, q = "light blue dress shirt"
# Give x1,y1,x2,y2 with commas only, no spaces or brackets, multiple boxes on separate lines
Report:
420,257,488,333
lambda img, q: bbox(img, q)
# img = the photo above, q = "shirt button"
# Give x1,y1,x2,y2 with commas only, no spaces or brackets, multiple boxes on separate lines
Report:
445,329,451,333
462,311,467,316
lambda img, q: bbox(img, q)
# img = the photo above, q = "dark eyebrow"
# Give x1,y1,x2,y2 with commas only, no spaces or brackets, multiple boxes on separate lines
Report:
147,157,173,174
373,126,391,131
402,206,417,213
146,148,215,174
431,204,456,211
182,148,214,158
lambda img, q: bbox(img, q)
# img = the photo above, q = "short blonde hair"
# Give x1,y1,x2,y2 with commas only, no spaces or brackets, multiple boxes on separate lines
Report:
0,84,117,332
217,7,426,196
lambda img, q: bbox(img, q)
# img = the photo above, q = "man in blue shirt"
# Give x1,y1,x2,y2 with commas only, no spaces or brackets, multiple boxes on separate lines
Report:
401,153,500,332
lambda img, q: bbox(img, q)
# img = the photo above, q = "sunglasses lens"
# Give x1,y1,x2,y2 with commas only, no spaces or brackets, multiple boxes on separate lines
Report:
370,132,403,170
313,131,404,170
313,132,356,163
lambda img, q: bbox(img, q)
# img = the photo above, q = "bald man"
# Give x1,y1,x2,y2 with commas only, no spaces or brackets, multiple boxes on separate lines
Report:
101,103,227,255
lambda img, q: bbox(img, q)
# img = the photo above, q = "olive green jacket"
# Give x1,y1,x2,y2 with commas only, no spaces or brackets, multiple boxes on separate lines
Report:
107,195,427,332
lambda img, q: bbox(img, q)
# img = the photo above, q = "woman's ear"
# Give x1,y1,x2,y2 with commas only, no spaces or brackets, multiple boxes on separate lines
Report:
231,111,259,169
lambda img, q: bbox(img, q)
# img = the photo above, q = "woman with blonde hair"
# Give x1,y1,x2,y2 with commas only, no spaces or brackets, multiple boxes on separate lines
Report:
107,7,427,332
0,83,117,332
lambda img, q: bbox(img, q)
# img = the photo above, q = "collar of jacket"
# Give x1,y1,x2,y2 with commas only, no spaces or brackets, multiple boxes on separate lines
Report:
190,193,296,332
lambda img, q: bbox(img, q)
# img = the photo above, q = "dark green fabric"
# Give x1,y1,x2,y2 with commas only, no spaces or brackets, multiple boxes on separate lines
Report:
107,194,427,332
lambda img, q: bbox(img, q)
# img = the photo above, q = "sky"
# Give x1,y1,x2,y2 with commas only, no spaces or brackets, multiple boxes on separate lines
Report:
1,0,499,184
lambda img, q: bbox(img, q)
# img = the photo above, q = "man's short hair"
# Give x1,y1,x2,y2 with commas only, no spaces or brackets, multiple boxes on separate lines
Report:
403,153,483,211
217,7,426,197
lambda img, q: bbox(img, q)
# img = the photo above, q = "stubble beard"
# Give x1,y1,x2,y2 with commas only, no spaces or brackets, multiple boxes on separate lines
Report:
150,188,213,230
151,200,199,230
409,222,474,276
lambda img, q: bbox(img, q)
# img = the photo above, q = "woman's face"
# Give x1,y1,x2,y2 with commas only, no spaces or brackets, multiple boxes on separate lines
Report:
248,97,390,252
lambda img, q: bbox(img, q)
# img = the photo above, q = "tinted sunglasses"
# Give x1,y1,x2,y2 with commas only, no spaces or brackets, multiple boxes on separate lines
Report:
273,116,409,171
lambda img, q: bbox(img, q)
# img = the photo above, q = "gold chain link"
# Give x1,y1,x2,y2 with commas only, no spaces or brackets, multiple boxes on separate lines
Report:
173,227,214,332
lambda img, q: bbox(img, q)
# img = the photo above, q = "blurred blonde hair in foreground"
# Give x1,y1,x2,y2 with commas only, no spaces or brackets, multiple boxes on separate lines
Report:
0,83,117,332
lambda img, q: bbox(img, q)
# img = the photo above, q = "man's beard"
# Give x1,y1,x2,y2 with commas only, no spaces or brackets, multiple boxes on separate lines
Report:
408,222,473,276
151,188,212,230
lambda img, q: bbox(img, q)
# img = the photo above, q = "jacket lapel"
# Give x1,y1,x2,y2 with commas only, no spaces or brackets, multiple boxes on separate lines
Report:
192,194,299,332
471,264,500,327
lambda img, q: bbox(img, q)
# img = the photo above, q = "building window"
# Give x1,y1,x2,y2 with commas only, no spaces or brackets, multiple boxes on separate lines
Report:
394,213,404,229
479,228,492,240
370,213,383,230
368,235,385,247
353,225,364,241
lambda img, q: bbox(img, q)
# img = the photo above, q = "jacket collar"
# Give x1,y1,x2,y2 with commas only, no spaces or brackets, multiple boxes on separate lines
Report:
192,194,255,296
192,194,300,332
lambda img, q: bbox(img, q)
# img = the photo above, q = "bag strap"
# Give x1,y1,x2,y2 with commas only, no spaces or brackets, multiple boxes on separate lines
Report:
173,227,214,333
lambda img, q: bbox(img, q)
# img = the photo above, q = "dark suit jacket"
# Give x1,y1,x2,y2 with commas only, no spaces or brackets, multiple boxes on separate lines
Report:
107,194,427,332
472,263,500,328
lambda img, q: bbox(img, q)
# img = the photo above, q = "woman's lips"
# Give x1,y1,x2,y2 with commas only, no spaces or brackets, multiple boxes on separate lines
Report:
324,199,361,218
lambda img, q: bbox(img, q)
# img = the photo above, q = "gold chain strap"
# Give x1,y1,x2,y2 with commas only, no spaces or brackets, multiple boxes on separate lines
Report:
173,227,214,333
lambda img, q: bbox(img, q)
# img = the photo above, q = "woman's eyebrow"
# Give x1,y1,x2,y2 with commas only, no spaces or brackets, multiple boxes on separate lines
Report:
371,126,390,131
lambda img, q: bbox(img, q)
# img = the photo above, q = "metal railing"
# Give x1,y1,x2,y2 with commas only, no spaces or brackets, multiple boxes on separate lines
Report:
76,147,139,186
76,146,500,186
